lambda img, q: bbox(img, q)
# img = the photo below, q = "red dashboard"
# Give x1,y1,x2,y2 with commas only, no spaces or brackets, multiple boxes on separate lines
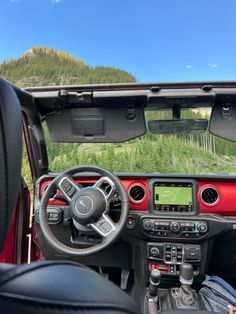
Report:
39,177,236,216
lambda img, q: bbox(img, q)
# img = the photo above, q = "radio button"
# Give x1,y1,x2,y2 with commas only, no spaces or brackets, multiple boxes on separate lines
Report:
190,222,196,231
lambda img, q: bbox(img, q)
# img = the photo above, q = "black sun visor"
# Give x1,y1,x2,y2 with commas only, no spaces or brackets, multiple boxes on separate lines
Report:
45,106,146,143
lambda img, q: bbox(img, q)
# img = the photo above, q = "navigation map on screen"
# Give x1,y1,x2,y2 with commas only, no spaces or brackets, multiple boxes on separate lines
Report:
154,185,192,206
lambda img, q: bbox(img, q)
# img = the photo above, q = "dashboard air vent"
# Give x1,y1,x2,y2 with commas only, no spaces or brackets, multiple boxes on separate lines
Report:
201,187,219,205
129,184,146,203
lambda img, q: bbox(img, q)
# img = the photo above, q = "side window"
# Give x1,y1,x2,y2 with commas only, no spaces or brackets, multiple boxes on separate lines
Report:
22,138,33,196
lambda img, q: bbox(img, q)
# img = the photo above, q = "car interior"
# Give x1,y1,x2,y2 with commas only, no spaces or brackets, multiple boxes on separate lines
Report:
0,77,236,314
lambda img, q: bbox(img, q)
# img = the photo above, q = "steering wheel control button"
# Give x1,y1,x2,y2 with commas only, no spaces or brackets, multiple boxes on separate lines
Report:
99,221,112,234
61,178,73,192
91,215,114,236
67,186,76,197
59,177,78,199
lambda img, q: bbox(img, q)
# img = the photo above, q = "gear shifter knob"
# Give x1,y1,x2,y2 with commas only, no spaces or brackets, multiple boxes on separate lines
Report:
149,269,161,297
179,263,193,285
150,269,161,285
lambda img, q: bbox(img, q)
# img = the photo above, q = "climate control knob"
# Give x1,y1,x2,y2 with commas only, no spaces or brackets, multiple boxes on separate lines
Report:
197,222,208,233
170,222,180,232
143,220,152,231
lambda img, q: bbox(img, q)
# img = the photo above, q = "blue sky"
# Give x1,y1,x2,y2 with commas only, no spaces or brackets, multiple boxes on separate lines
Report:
0,0,236,82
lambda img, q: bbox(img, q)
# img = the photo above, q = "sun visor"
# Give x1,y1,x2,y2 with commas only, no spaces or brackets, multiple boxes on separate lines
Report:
45,106,146,143
210,104,236,142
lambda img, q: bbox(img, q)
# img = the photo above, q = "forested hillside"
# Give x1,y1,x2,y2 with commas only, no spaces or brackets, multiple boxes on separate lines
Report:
1,46,236,192
0,46,135,87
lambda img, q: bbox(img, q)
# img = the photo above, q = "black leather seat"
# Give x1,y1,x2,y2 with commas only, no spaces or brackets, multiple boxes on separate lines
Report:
0,260,139,314
0,78,139,314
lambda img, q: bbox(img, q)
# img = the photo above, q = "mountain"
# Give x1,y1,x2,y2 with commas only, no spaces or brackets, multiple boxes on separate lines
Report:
0,46,136,87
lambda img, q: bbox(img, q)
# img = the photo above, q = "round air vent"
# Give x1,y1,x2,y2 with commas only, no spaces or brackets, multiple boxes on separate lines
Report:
128,184,146,203
200,187,219,206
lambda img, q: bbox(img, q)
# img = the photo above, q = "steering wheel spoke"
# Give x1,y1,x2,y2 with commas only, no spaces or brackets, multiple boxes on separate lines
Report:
58,176,81,202
93,176,117,202
90,213,116,238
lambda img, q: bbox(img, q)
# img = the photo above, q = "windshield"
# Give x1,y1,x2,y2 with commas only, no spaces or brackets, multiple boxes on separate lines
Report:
44,109,236,175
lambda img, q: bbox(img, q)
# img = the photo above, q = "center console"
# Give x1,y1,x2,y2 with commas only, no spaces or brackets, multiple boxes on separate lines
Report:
142,179,209,279
146,263,204,314
148,243,201,276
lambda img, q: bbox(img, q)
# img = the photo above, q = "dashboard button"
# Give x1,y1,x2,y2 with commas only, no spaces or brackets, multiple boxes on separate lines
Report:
177,245,182,251
46,208,61,224
185,251,200,260
190,223,196,231
150,247,160,257
170,222,180,232
165,254,171,261
154,221,159,230
198,222,208,233
143,220,152,231
127,217,136,230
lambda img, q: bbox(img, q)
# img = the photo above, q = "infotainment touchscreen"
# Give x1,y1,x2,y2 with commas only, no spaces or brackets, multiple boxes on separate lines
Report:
154,182,193,212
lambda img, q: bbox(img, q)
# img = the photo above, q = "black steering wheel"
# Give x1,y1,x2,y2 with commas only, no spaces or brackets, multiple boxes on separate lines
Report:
39,166,129,256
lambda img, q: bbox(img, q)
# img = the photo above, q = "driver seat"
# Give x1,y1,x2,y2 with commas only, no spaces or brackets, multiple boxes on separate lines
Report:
0,78,139,314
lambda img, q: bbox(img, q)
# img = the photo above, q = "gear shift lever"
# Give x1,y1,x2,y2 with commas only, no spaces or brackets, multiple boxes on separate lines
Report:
147,269,161,314
171,263,199,309
149,269,161,297
179,263,193,286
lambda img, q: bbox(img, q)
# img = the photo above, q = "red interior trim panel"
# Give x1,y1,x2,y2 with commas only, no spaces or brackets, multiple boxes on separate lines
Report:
39,177,236,216
198,181,236,216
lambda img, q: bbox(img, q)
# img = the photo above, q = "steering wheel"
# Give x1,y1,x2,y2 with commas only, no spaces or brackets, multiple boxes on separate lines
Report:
39,166,129,256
